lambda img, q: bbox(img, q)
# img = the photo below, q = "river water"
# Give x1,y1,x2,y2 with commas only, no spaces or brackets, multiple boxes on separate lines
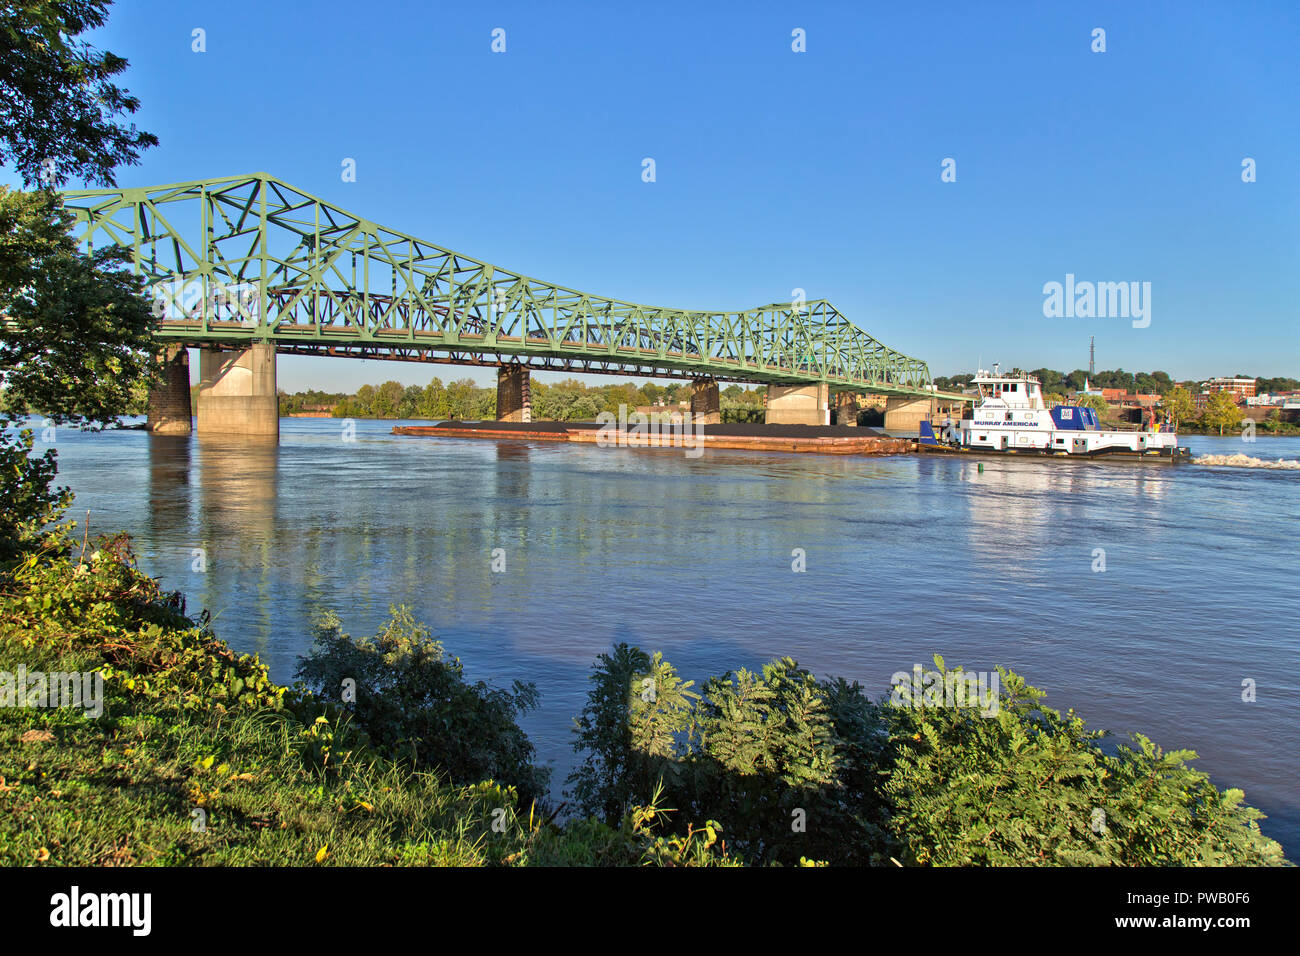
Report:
36,418,1300,855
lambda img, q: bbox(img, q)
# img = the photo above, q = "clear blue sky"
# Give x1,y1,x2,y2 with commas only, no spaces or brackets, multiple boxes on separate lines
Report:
17,0,1300,390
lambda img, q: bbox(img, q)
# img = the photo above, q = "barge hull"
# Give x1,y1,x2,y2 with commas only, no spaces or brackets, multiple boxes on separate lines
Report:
393,421,914,456
917,443,1192,463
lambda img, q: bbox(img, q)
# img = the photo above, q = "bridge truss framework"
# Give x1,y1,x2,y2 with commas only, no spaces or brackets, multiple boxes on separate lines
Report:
61,173,941,397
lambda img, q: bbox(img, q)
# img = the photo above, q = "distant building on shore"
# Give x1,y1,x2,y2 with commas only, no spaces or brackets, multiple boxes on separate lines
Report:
1202,377,1257,398
1173,377,1257,413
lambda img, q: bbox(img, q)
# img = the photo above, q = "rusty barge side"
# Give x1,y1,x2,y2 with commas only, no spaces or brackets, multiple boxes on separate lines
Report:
391,421,914,456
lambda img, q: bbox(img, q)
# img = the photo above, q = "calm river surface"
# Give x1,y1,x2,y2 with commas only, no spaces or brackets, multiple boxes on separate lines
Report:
38,418,1300,854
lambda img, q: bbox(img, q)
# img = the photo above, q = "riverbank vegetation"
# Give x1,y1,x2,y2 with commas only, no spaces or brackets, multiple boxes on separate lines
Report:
0,532,734,866
566,646,1287,866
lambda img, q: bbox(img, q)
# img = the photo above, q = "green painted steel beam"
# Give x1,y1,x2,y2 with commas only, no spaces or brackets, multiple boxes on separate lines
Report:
57,173,946,398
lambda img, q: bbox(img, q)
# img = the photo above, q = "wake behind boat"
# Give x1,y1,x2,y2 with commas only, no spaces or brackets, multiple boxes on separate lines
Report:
918,367,1191,463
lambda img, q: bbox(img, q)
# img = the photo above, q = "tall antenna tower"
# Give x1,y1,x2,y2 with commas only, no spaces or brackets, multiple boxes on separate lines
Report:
1089,336,1095,377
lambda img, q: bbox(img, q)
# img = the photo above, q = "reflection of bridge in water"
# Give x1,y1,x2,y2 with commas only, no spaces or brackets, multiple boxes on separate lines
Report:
61,173,967,437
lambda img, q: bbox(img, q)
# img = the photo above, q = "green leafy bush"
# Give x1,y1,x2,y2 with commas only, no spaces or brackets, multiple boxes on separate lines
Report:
295,607,548,807
886,658,1286,866
4,531,285,715
570,648,887,864
568,644,695,824
687,659,843,863
569,648,1289,867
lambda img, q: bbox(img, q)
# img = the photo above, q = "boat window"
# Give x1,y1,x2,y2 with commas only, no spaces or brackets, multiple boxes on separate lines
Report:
1005,412,1013,421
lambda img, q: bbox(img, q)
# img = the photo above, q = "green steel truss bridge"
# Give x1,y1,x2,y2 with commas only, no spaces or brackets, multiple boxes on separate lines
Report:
61,173,938,397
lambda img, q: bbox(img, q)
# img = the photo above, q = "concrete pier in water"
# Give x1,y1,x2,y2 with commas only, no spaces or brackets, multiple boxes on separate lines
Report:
196,343,279,437
496,365,532,423
146,345,193,435
690,379,721,424
765,383,830,426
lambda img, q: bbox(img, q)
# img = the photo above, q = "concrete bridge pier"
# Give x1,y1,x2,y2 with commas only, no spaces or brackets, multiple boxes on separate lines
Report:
832,392,860,427
765,383,829,426
496,364,531,422
196,342,279,437
147,345,193,434
690,378,720,424
883,395,934,432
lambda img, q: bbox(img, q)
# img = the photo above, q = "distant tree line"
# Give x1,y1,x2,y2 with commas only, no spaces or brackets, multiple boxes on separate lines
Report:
933,368,1176,395
274,377,767,422
1252,376,1300,395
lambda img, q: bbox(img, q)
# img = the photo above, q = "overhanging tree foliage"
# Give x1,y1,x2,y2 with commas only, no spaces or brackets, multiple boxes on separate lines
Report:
0,187,155,424
0,188,155,562
0,0,157,189
0,0,157,564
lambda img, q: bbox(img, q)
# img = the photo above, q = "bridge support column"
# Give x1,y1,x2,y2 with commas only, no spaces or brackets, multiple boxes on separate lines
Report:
832,392,860,427
689,378,720,424
196,342,279,437
765,383,829,426
147,345,192,435
883,395,934,432
496,364,531,422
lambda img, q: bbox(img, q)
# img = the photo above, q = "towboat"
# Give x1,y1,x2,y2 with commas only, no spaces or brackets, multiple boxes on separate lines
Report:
918,367,1191,462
